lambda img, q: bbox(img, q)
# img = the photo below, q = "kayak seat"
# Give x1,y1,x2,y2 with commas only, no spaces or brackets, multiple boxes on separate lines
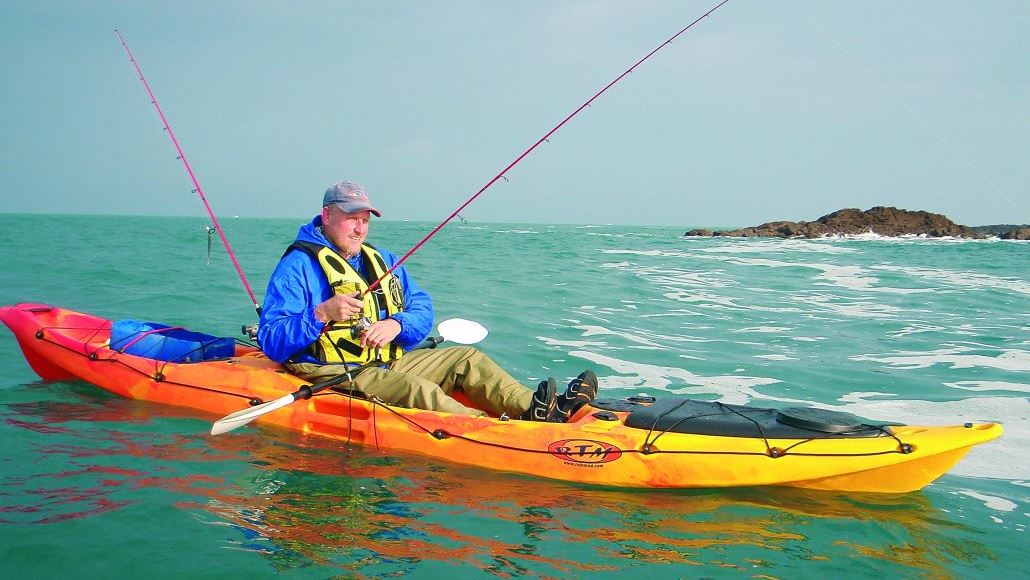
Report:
623,397,890,439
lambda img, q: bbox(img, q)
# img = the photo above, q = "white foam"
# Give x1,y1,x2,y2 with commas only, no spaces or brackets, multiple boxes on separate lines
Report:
809,265,927,294
661,288,807,315
873,264,1030,296
814,231,968,241
803,295,906,318
565,324,719,350
564,350,784,406
852,347,1030,372
694,254,931,294
828,394,1028,480
601,248,690,258
494,228,539,235
534,337,607,349
838,391,896,402
957,491,1018,512
539,321,716,354
572,325,667,349
639,309,707,319
819,233,986,243
754,354,799,361
735,326,792,333
698,239,857,254
888,323,947,338
662,289,748,310
811,263,882,291
601,261,732,289
944,381,1030,394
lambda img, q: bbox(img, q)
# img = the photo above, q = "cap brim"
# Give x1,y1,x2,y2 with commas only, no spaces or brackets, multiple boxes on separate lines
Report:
327,201,381,217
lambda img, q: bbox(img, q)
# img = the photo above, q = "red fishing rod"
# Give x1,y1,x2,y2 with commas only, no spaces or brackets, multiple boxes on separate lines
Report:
366,0,731,293
115,30,261,315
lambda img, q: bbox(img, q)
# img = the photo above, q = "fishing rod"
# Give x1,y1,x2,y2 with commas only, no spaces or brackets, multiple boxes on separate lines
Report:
115,30,261,315
364,0,731,294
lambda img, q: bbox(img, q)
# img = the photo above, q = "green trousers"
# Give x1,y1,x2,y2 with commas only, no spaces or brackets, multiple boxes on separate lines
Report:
285,346,534,417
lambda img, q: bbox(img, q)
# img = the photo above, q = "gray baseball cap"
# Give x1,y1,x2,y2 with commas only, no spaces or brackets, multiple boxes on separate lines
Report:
322,180,381,217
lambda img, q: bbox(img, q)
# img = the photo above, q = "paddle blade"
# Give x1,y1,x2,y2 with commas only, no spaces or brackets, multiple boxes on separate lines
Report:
438,318,488,345
210,393,296,435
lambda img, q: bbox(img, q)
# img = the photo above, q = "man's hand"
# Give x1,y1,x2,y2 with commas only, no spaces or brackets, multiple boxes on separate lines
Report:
361,319,402,349
314,292,364,323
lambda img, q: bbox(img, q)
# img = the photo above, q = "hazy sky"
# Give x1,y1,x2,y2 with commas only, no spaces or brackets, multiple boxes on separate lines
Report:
2,1,1027,227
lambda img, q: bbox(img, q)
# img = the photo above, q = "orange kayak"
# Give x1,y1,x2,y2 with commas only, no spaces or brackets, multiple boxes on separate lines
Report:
1,302,1002,492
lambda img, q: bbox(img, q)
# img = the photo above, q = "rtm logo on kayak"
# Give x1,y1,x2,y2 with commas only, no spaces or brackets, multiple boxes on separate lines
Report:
548,439,623,465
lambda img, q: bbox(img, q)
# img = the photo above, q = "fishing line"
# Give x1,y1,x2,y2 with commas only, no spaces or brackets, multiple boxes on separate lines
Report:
205,225,214,266
364,0,732,293
115,30,262,314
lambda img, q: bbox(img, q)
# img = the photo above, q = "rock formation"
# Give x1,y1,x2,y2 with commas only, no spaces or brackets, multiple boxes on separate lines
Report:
971,224,1030,240
999,227,1030,240
685,207,996,239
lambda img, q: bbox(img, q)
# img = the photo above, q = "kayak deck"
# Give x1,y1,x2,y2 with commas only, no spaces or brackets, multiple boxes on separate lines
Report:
1,302,1003,492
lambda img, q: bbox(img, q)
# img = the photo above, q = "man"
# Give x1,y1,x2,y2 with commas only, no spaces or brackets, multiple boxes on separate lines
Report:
258,180,597,421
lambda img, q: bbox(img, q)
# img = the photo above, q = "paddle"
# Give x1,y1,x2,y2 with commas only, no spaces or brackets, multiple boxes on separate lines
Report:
210,318,488,435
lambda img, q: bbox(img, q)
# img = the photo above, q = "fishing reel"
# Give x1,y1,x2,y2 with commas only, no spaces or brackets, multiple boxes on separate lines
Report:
349,316,373,339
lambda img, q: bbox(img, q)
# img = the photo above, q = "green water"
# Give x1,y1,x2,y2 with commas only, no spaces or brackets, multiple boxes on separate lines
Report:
1,214,1026,578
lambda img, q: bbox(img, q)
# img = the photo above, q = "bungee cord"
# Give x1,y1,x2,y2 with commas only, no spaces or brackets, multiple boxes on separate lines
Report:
30,314,914,459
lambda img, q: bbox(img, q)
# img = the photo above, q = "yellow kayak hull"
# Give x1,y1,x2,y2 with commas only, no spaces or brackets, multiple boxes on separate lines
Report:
1,303,1002,492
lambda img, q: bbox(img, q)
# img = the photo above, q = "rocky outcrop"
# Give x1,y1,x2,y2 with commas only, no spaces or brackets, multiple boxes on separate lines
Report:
971,224,1030,239
684,228,714,237
685,207,985,239
1000,227,1030,240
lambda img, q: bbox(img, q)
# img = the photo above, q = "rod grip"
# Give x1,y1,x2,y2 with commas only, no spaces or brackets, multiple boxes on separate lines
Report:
413,335,444,350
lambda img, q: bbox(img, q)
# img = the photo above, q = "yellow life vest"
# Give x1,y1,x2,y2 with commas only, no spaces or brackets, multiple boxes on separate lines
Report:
289,241,406,365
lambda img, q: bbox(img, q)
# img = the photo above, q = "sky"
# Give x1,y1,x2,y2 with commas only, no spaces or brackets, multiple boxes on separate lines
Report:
1,1,1027,227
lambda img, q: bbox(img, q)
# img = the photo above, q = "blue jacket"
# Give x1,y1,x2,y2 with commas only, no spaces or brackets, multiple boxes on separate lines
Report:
258,216,434,364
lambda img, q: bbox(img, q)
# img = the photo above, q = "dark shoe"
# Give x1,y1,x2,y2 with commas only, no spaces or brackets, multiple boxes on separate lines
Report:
555,370,598,421
520,377,557,422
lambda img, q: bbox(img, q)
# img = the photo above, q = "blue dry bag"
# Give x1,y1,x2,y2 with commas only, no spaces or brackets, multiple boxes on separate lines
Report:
109,320,235,363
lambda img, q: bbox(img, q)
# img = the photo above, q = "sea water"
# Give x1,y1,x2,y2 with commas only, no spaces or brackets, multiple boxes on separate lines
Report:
0,214,1026,578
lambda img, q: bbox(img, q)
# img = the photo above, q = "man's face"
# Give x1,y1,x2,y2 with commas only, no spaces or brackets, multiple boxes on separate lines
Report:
322,205,371,258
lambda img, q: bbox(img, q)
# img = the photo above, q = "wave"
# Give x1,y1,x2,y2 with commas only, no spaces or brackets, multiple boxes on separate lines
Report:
851,347,1030,372
873,265,1030,296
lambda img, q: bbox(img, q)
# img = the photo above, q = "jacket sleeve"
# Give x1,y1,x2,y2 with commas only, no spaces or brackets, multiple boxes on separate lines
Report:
257,251,329,363
381,250,434,350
